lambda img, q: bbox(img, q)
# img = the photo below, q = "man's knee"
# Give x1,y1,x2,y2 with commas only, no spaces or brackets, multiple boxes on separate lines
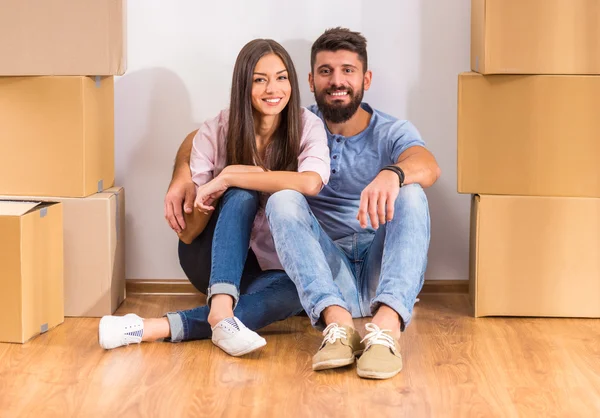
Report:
266,190,309,224
395,183,428,211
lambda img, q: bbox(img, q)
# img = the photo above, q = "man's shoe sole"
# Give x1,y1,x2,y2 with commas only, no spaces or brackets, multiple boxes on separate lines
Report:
356,366,402,380
312,355,355,371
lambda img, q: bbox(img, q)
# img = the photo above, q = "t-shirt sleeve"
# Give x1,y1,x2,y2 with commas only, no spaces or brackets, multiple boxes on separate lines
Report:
390,120,427,163
297,110,331,186
190,116,221,187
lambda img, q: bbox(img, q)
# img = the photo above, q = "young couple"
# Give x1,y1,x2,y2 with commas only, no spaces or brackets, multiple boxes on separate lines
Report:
99,27,440,380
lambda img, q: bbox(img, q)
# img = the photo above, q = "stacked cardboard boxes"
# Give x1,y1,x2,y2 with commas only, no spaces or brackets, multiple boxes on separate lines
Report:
458,0,600,318
0,0,127,343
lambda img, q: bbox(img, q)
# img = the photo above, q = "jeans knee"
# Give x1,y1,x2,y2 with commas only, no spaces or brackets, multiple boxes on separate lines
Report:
266,190,309,224
396,184,428,211
222,187,259,210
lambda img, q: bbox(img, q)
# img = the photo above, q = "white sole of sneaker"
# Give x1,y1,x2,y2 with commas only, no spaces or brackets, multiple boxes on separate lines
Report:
312,355,356,371
214,337,267,357
356,367,402,380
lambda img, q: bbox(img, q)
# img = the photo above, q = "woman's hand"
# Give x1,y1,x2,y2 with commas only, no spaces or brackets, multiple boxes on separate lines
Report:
194,175,230,211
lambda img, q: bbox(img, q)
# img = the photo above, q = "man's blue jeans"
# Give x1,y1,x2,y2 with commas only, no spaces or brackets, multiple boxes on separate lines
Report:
167,188,303,342
265,184,430,331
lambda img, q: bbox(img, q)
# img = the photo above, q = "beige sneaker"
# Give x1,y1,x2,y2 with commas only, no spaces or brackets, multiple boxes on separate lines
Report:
312,323,364,371
356,323,402,379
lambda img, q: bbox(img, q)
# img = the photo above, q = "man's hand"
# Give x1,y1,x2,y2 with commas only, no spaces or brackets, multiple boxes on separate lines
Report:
357,170,400,229
164,173,197,233
194,174,229,212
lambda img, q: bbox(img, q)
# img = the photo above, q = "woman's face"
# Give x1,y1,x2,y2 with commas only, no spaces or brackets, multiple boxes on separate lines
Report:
251,53,292,117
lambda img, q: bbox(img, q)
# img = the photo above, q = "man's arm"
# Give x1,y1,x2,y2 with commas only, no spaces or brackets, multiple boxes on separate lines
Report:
395,145,441,188
173,129,196,182
164,129,198,233
164,133,267,238
357,146,441,229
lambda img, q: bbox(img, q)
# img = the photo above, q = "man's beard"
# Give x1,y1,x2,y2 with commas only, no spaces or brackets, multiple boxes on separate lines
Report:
314,84,364,124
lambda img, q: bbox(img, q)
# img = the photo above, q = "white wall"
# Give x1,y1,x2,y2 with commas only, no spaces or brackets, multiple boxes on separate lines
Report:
116,0,472,281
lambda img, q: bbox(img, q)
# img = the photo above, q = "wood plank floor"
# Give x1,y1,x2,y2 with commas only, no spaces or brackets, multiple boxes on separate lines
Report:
1,294,599,418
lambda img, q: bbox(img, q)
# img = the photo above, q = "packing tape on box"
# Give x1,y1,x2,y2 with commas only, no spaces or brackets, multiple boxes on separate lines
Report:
115,190,120,239
107,188,121,241
95,76,101,88
97,180,104,193
40,207,47,218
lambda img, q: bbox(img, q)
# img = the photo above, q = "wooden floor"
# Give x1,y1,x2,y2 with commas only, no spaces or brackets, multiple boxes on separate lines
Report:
1,294,599,418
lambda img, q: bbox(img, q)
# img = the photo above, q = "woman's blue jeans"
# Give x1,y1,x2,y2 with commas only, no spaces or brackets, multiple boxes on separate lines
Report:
167,188,303,342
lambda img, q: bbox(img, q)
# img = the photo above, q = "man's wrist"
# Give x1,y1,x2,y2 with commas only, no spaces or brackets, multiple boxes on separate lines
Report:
173,162,191,177
380,165,405,187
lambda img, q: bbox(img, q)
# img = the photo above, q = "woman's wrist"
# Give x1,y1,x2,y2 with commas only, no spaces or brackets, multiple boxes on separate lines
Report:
219,172,234,188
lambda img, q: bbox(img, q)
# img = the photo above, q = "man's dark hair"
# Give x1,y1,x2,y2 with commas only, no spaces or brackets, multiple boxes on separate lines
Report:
310,27,368,73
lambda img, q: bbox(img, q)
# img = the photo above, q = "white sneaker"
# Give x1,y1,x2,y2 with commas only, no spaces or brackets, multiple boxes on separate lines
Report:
99,313,144,350
211,317,266,356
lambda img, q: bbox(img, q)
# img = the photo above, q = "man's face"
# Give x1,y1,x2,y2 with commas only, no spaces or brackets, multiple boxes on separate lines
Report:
309,50,372,124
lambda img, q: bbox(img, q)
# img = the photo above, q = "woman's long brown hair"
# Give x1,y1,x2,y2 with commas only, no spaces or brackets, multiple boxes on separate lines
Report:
226,39,302,172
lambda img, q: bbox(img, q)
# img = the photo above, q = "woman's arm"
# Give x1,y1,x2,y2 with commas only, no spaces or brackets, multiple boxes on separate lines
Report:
222,170,323,196
193,169,324,211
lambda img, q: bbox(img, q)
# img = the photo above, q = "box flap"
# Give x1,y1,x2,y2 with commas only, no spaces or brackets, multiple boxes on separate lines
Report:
0,201,42,216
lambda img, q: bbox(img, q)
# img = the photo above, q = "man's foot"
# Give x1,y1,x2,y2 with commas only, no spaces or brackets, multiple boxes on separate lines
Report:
99,313,144,350
211,317,266,357
356,323,402,379
312,323,364,371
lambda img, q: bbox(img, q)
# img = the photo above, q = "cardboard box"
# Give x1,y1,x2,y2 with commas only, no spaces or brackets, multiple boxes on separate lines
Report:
1,187,126,317
471,0,600,74
0,0,126,76
0,201,64,343
457,73,600,198
470,195,600,318
0,76,115,198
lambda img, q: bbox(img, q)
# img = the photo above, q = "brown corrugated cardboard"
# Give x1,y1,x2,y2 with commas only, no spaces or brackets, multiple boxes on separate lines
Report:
457,72,600,198
0,201,64,343
0,187,126,317
470,195,600,318
471,0,600,74
0,0,126,76
0,76,115,198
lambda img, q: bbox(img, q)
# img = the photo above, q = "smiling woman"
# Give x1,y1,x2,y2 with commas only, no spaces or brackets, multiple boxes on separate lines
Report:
99,39,331,356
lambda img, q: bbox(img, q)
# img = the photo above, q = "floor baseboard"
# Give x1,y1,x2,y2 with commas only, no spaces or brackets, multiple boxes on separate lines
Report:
126,279,468,296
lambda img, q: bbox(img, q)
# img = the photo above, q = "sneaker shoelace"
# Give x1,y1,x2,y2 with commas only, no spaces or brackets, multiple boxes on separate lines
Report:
320,323,348,347
360,323,396,352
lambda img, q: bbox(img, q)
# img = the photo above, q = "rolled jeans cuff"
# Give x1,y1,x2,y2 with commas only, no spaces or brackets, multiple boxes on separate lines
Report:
207,283,240,309
165,311,186,342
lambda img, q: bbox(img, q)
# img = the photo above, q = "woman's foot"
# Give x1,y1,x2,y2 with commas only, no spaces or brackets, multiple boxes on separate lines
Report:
207,294,235,327
211,317,266,356
99,313,144,349
98,315,170,349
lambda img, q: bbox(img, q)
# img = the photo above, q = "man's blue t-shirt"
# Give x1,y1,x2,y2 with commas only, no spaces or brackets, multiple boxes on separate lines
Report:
306,102,426,240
